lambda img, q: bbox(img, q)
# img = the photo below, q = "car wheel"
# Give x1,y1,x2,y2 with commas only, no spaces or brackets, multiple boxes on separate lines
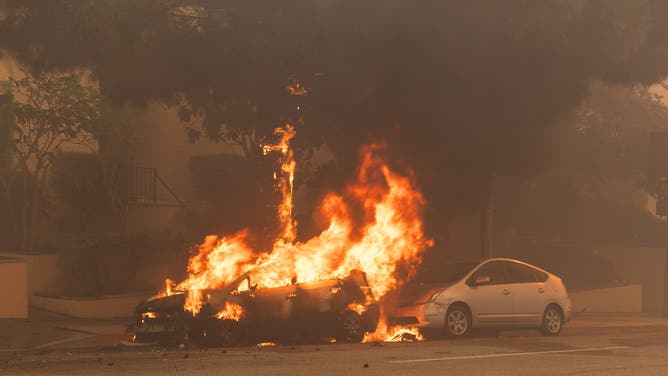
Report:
337,310,365,343
444,304,471,337
540,305,563,336
212,319,241,347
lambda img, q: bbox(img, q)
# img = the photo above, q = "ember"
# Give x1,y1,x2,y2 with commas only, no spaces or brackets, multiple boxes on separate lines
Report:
163,125,432,342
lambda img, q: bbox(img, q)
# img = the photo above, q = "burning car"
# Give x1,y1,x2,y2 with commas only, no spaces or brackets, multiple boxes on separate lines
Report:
130,269,380,346
128,126,432,345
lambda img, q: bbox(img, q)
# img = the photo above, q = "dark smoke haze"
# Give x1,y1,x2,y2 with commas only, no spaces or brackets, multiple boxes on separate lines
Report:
2,0,668,238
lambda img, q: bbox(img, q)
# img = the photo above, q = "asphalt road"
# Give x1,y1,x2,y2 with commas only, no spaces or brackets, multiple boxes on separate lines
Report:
2,330,668,376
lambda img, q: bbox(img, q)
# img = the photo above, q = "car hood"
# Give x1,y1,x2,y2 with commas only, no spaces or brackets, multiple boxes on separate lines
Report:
399,282,456,306
137,292,187,313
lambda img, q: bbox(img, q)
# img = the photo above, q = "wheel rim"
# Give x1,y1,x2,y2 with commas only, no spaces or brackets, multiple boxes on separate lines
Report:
447,310,468,335
343,314,362,339
545,309,561,333
217,321,235,345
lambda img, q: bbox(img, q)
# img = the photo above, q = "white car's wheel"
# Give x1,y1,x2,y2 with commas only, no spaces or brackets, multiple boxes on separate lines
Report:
540,305,563,336
445,304,471,337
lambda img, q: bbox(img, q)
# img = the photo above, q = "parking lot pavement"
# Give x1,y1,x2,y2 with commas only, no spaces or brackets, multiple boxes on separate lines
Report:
0,319,77,353
2,311,668,375
2,311,668,353
2,330,668,375
0,308,130,352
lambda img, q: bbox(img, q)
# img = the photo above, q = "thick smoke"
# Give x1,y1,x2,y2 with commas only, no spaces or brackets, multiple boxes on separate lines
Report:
2,0,668,237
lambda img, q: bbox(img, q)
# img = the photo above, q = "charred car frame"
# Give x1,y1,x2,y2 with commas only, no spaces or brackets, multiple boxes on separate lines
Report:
130,270,380,346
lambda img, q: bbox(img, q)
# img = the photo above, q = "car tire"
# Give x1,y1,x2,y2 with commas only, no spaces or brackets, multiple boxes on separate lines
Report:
540,305,563,336
444,304,471,338
336,310,365,343
211,319,241,347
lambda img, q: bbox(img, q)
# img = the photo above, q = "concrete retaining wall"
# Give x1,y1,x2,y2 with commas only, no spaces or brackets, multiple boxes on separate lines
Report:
0,252,60,302
570,284,642,313
31,292,153,319
592,246,665,313
0,251,157,319
0,257,28,318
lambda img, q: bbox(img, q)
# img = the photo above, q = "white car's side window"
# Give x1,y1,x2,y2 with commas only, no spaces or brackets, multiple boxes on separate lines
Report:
470,261,506,286
504,262,549,284
505,262,539,284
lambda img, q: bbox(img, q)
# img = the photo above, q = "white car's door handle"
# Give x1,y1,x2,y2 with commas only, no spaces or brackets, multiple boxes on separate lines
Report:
502,289,511,296
537,288,545,294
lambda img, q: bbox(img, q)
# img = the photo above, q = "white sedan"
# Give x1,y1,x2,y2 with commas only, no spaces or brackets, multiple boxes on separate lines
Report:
393,258,572,337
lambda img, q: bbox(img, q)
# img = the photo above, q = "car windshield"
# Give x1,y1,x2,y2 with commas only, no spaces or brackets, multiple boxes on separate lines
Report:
418,261,480,283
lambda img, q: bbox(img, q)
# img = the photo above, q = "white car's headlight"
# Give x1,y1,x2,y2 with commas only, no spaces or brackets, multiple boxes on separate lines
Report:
431,290,445,303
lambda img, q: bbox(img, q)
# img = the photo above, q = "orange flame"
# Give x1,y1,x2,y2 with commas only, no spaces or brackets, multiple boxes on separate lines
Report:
165,127,432,341
262,125,297,243
177,231,255,314
165,278,174,296
347,303,368,315
364,320,425,343
215,302,245,321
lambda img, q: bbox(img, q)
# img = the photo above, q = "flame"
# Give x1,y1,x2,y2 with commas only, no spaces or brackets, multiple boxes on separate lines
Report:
347,303,368,315
148,277,176,300
141,312,158,320
364,320,424,343
165,278,174,296
262,125,297,243
164,126,432,341
177,231,255,314
215,302,245,321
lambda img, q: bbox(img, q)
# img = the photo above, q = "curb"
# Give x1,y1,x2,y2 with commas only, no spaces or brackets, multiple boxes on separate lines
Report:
563,324,668,336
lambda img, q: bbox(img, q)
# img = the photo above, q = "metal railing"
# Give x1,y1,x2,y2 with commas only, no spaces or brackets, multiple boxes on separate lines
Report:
127,165,184,206
127,166,157,205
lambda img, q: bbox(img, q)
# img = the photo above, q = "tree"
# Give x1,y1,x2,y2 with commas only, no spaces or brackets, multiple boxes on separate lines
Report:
496,83,668,247
553,83,668,182
3,0,668,233
0,85,13,243
0,72,99,250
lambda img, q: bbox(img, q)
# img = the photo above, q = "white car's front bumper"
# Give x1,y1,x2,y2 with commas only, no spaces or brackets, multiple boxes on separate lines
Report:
393,301,448,329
